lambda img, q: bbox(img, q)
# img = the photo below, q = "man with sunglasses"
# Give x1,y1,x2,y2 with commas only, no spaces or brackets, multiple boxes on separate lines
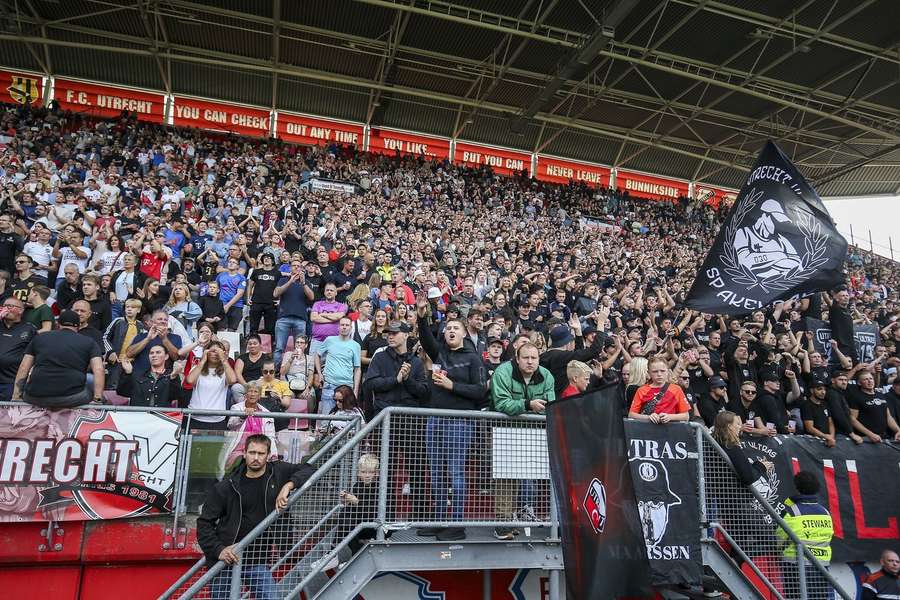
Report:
727,381,775,436
255,360,293,432
0,296,37,401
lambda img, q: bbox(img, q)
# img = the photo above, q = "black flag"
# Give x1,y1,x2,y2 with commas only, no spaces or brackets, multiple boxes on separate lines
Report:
547,385,651,599
685,140,847,315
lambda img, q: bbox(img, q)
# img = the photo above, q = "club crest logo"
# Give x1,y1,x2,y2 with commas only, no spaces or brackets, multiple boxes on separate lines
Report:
582,478,607,534
7,75,40,105
720,188,828,294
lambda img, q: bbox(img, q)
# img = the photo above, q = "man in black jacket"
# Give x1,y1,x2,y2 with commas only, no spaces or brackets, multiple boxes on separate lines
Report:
197,435,315,599
829,287,857,364
363,320,430,521
539,309,609,396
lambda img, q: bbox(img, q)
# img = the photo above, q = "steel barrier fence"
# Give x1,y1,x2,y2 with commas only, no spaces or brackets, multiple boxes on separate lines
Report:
0,401,849,599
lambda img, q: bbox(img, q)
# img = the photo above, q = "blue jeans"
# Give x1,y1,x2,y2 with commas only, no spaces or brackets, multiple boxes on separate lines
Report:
209,564,276,600
317,382,337,433
273,317,306,366
425,417,473,521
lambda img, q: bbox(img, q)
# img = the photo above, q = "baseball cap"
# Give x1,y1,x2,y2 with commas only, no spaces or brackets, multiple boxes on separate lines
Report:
386,321,411,333
810,378,828,388
58,310,80,327
709,376,727,389
427,286,442,299
761,371,781,383
549,325,574,348
487,336,504,347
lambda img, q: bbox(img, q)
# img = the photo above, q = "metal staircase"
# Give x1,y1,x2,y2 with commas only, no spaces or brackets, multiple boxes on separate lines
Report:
161,409,851,600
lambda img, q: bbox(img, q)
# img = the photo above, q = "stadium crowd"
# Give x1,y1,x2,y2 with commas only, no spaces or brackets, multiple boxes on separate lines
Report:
2,100,900,473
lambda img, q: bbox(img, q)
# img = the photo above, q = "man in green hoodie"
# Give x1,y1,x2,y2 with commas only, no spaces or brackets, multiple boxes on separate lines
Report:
490,341,555,539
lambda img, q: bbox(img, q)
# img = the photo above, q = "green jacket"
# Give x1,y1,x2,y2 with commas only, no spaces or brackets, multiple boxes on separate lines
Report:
490,360,556,416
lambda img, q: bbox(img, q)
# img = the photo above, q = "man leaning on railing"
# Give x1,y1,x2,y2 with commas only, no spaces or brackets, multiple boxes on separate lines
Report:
197,434,314,600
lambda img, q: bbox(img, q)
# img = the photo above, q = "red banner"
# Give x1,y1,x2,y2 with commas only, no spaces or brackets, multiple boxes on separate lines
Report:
454,142,530,177
0,70,42,107
54,79,164,123
0,405,180,521
173,97,270,137
693,183,738,209
368,128,450,161
536,155,610,187
616,170,688,201
276,113,363,147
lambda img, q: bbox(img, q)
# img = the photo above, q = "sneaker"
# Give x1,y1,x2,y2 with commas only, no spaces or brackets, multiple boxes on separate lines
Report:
436,527,466,541
493,527,516,540
416,526,443,537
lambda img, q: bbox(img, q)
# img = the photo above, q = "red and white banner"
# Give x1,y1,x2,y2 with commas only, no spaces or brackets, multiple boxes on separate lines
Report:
173,97,270,137
536,155,610,187
616,170,689,200
276,113,363,147
0,70,42,107
368,128,450,161
54,79,164,123
693,183,738,209
454,141,530,177
0,405,180,522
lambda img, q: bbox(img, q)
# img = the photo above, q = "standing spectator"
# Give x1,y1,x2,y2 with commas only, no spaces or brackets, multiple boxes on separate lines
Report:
9,254,46,303
23,226,54,280
55,263,82,310
829,286,857,364
116,351,184,407
125,309,183,376
540,311,608,396
0,213,24,275
699,376,730,427
0,296,37,401
628,357,691,424
12,310,104,407
52,229,91,285
109,253,141,317
490,341,554,540
849,370,900,442
826,370,863,444
216,257,247,331
363,320,429,518
185,340,236,431
24,285,54,333
416,295,486,541
314,317,361,433
711,411,774,485
862,549,900,600
310,282,348,357
81,273,112,332
560,360,592,398
72,299,105,349
103,298,146,389
247,252,279,336
197,435,313,600
198,281,226,332
801,379,836,447
272,258,313,366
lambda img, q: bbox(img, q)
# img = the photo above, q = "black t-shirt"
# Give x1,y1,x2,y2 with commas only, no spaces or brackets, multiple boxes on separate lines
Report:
825,388,854,435
727,397,759,425
848,387,890,436
800,398,831,433
756,391,789,433
0,321,37,383
249,267,279,305
0,231,24,274
10,273,47,304
238,352,270,383
236,472,269,558
25,329,102,396
331,270,355,304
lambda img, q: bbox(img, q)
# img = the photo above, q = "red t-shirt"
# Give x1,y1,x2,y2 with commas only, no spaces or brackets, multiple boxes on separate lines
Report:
140,251,168,281
561,384,581,398
629,383,690,415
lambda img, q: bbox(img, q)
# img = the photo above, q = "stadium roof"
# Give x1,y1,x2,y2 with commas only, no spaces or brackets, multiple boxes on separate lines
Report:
1,0,899,196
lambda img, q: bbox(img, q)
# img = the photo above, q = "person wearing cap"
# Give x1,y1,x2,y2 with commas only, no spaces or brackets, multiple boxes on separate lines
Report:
539,309,609,397
11,309,105,408
362,320,430,521
483,336,505,384
802,378,836,447
699,375,730,427
756,371,796,435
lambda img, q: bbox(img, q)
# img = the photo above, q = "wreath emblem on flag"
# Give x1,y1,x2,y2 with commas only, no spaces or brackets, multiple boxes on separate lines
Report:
720,188,829,294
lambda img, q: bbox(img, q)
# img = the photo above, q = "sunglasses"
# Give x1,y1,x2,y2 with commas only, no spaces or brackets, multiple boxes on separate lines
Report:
741,389,757,395
262,369,276,374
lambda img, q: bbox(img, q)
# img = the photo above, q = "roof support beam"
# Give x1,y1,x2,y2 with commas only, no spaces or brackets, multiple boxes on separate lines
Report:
366,6,411,126
271,0,281,113
137,0,171,95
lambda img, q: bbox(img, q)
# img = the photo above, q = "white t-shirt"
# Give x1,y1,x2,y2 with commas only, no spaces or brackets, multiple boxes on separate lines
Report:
189,372,228,422
113,269,135,300
97,250,127,275
57,245,92,276
23,241,53,278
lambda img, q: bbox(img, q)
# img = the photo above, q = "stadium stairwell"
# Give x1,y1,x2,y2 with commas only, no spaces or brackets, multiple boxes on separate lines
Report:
162,410,854,600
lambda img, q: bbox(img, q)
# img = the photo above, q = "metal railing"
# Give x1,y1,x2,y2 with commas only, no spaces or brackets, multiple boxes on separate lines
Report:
163,406,557,599
693,424,852,600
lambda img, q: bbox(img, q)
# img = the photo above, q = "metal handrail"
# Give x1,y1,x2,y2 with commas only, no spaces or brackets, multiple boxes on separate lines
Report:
0,401,358,421
706,524,786,600
691,422,853,600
